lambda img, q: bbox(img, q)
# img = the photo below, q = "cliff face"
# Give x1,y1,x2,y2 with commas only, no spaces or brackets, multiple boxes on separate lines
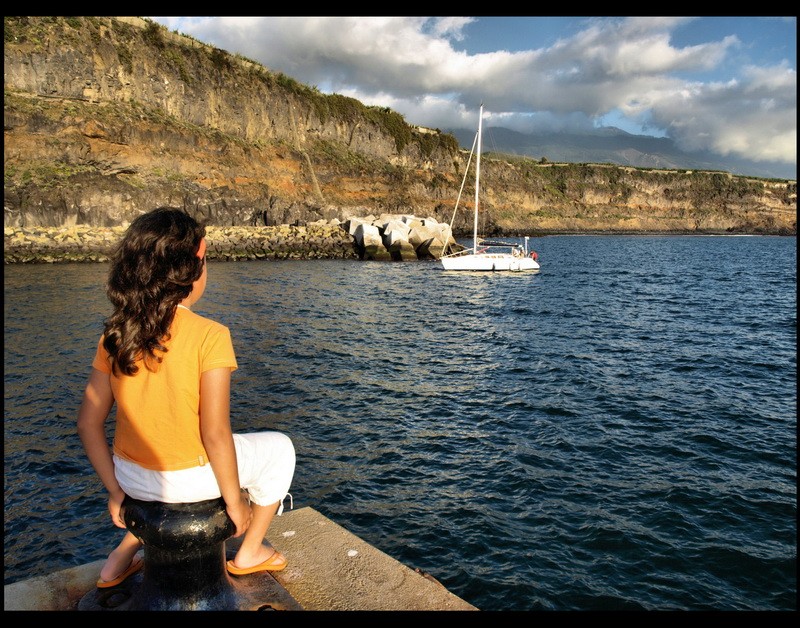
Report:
3,17,796,235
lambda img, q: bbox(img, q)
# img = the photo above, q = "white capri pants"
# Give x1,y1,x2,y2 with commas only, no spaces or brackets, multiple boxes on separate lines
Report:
114,431,296,510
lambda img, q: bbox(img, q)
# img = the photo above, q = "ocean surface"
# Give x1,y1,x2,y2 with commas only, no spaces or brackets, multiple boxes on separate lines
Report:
4,235,797,611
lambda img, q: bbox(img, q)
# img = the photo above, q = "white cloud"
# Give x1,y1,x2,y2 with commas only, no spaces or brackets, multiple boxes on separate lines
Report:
151,16,797,168
646,63,797,162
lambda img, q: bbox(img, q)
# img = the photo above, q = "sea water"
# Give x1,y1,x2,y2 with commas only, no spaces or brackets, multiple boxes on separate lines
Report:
4,235,796,610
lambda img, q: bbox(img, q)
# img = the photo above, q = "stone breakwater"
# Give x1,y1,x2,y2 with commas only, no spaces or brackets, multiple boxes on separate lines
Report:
4,214,460,264
4,223,359,264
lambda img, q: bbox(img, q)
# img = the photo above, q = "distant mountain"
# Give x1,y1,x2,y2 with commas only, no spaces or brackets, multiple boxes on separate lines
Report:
443,126,797,181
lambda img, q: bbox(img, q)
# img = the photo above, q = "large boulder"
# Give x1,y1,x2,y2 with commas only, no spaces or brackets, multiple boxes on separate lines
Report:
417,237,445,260
353,222,389,259
382,219,411,249
407,223,439,249
386,238,418,261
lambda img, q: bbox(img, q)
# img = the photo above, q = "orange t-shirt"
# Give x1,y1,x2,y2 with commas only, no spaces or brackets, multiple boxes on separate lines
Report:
92,306,238,471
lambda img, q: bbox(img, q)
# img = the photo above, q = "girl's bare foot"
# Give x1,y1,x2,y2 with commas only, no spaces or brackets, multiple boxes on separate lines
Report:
97,552,143,587
99,544,142,584
229,543,286,572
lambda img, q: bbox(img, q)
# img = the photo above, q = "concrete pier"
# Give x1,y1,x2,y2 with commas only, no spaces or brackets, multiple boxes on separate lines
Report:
4,506,478,612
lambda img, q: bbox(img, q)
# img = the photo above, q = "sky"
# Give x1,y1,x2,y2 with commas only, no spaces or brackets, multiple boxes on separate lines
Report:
149,16,797,172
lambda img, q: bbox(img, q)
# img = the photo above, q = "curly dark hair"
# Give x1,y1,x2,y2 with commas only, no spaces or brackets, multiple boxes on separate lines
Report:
103,207,207,376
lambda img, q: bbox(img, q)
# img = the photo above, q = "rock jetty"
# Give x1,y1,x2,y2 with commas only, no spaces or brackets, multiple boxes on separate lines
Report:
4,215,460,264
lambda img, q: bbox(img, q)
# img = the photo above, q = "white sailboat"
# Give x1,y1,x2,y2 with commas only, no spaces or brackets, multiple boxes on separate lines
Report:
440,104,540,272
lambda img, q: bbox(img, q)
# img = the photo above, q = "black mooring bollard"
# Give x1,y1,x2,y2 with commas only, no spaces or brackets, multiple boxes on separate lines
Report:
121,496,237,610
77,496,236,611
78,496,303,611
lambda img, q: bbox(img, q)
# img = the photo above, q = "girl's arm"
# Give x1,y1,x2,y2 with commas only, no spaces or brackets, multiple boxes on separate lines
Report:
199,367,252,537
77,367,127,528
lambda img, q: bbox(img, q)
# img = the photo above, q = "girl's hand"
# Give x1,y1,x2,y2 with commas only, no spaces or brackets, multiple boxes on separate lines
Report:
108,491,127,529
226,493,253,537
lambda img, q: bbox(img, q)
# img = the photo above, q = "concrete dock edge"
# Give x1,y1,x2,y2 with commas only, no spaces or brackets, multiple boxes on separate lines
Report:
4,506,478,612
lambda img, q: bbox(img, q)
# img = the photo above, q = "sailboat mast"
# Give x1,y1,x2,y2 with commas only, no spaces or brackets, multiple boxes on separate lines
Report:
473,104,482,253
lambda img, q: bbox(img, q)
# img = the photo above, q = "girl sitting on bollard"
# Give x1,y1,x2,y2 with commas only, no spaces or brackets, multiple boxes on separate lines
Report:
77,207,296,587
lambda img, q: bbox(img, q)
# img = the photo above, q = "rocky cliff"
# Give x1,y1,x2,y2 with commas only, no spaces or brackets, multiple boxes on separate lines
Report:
3,16,796,235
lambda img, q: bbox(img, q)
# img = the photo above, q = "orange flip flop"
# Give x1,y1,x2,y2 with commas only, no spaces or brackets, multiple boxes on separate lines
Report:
226,550,287,575
96,555,144,588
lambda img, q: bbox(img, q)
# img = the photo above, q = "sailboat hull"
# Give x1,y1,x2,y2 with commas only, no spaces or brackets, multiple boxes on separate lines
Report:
441,252,539,272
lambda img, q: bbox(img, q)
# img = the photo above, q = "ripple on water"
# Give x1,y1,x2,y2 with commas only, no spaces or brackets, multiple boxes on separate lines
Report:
4,239,797,611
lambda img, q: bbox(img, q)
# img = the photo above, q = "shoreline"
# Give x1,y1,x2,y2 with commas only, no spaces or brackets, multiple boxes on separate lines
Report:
4,224,795,264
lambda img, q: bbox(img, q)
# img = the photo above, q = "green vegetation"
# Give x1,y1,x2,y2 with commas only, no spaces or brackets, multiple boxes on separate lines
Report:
5,161,96,188
142,20,165,49
363,107,412,153
309,139,371,170
116,44,133,74
163,48,192,84
308,138,402,178
208,47,234,73
110,18,136,39
5,16,68,48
